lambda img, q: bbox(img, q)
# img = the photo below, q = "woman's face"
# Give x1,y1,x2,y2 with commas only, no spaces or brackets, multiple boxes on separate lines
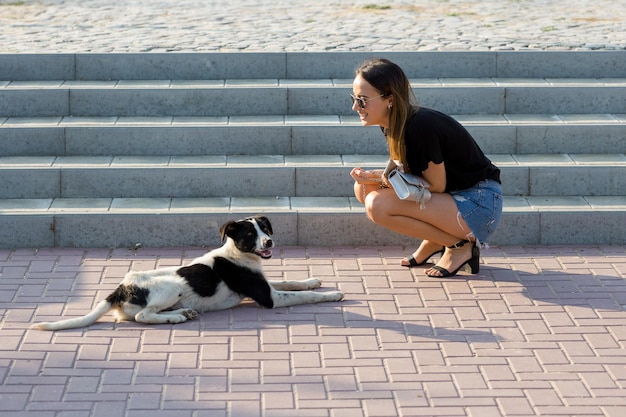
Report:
351,74,392,128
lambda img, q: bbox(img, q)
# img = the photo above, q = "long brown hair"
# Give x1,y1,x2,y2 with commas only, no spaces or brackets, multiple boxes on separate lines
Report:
355,58,419,172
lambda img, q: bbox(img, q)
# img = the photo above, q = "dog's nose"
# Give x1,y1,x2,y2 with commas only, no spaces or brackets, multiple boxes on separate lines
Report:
264,238,273,248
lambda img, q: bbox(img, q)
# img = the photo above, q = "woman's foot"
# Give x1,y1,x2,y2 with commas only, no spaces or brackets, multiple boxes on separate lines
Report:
401,240,445,267
425,240,479,277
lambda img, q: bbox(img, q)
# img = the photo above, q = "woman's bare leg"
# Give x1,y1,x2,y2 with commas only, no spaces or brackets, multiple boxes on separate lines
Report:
363,188,476,275
353,181,380,204
400,239,444,266
425,243,476,277
364,188,468,243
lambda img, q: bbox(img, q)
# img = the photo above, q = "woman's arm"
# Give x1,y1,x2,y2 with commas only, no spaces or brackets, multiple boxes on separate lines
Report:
422,161,447,193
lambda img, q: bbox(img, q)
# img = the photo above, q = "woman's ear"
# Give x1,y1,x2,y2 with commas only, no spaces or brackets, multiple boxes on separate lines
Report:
386,95,393,109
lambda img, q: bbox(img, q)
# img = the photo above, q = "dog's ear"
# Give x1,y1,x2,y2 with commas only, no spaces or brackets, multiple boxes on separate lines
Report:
254,215,273,236
219,221,238,242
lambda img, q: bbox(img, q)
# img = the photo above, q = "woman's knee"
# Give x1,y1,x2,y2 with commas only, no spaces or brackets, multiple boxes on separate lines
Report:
355,182,382,205
364,192,389,223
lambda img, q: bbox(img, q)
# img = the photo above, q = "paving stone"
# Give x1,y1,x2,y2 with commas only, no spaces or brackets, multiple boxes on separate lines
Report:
4,245,623,414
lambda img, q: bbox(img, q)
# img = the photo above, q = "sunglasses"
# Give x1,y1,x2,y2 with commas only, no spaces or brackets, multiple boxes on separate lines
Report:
350,93,386,109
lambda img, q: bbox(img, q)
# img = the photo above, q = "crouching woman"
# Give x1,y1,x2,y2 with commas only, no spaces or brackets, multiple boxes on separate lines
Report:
350,58,503,277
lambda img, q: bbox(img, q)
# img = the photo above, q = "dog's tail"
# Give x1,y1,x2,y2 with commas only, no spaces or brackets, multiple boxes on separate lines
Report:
33,300,113,331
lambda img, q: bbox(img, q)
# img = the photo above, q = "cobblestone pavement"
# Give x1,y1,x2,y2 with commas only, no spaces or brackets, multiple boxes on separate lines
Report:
1,0,625,53
1,245,626,416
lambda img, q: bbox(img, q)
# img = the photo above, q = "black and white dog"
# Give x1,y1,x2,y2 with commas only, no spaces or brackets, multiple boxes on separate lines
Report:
34,216,344,331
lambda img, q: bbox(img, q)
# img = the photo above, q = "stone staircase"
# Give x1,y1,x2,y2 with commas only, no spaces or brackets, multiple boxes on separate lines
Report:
1,52,625,248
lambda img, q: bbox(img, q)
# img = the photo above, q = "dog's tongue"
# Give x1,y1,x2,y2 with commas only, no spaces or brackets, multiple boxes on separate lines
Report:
259,249,273,259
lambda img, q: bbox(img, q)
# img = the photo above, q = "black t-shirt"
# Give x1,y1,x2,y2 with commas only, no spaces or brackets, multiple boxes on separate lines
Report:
402,107,501,192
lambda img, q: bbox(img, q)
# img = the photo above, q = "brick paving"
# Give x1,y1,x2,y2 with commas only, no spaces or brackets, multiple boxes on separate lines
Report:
1,244,625,416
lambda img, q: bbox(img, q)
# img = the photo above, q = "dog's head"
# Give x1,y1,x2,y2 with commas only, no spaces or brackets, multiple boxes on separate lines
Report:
219,215,274,259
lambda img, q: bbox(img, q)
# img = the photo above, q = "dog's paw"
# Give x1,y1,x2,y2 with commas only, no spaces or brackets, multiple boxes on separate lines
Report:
303,278,322,289
164,309,198,323
326,291,344,302
182,309,199,320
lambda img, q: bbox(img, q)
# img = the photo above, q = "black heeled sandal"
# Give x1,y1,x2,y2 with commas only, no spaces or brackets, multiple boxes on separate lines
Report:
402,247,444,267
426,240,480,277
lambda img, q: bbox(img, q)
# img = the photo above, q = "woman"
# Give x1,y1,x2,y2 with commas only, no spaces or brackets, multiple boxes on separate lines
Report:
350,58,502,277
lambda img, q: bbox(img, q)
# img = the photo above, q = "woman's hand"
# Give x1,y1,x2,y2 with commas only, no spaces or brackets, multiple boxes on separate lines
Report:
350,168,385,185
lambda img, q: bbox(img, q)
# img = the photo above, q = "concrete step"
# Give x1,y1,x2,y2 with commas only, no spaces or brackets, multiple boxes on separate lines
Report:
2,154,625,199
1,114,625,156
2,51,624,81
1,196,624,248
1,51,624,248
2,78,626,117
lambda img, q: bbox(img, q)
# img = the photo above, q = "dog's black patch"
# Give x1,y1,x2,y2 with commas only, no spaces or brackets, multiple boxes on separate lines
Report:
176,264,221,297
223,221,259,253
219,217,273,258
106,284,149,307
212,257,274,308
249,215,273,236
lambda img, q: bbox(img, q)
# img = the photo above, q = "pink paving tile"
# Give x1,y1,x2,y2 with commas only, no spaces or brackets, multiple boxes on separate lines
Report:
1,245,626,416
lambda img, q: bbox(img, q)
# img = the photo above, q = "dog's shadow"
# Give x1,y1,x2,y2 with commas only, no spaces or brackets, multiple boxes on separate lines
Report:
163,302,495,344
167,292,496,343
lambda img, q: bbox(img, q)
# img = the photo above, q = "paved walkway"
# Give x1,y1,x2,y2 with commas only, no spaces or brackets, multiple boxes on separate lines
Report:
1,244,626,416
1,0,625,52
2,1,626,416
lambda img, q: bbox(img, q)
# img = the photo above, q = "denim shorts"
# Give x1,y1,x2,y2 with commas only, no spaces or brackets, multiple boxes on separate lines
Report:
450,179,503,244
